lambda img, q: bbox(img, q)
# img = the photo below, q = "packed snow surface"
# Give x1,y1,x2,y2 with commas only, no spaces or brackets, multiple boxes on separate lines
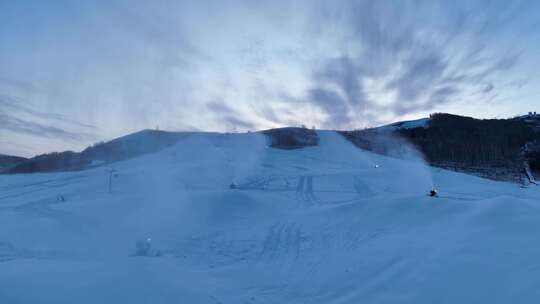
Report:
378,117,431,131
1,131,539,303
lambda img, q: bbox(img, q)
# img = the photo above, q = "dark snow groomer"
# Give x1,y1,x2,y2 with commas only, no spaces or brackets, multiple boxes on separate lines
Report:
429,188,438,197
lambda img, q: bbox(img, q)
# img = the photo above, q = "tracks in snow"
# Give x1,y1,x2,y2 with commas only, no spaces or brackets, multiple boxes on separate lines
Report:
259,222,304,264
237,174,374,208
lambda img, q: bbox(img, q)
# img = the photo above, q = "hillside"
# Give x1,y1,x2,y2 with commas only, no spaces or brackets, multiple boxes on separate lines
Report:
0,154,27,172
3,127,318,174
3,130,190,174
341,113,540,183
5,114,540,184
1,131,539,303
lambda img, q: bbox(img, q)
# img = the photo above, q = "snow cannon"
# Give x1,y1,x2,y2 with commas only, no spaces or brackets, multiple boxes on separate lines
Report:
135,238,152,256
429,188,438,197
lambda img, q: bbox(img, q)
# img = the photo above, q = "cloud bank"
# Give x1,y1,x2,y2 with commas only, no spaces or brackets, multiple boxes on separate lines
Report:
0,0,539,156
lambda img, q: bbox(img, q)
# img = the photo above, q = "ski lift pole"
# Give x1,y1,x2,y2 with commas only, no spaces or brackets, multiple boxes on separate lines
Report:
108,169,117,194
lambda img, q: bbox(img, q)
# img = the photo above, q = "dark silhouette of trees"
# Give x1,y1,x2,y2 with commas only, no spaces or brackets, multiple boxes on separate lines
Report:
401,113,537,166
0,154,29,172
341,113,540,182
263,127,319,149
5,130,187,174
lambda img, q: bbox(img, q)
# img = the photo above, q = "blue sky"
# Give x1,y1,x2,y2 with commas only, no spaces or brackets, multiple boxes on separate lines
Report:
1,0,540,157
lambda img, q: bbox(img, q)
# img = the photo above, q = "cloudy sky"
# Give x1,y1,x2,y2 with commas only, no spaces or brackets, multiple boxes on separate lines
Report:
1,0,540,157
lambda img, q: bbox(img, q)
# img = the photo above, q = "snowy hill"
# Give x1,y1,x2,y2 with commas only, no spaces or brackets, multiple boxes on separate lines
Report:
4,130,190,174
4,127,318,174
1,131,539,303
6,113,539,183
377,117,431,131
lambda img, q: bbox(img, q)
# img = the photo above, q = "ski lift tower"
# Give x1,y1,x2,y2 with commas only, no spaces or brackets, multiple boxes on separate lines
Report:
108,169,118,194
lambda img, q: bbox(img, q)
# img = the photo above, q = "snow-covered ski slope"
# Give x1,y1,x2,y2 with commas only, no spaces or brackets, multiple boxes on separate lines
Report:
1,131,539,303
